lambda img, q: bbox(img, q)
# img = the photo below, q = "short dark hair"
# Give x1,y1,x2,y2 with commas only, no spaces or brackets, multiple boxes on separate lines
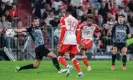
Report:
12,3,16,6
81,16,87,22
66,6,74,14
118,13,125,17
32,17,39,22
87,15,93,20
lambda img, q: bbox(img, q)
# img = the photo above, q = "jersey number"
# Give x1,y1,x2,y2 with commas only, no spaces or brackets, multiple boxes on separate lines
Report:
67,20,77,31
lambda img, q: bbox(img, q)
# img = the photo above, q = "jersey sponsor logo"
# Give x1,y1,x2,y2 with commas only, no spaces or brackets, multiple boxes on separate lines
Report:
113,25,128,43
82,26,95,39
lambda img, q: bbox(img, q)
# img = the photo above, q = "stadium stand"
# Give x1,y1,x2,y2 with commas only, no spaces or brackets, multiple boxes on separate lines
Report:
0,0,133,60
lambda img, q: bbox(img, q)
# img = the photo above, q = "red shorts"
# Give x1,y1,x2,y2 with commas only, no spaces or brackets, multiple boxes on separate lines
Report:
80,39,93,49
58,45,79,54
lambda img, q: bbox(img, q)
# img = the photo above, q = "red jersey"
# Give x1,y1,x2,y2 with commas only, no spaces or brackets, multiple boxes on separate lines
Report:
110,8,119,15
59,14,80,45
80,21,100,40
9,9,18,17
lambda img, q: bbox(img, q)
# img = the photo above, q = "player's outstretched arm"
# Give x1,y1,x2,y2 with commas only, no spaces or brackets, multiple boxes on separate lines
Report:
14,29,27,33
0,29,8,33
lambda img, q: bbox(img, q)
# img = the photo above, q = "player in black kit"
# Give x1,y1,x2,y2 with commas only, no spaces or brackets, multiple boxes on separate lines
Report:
15,17,67,73
111,14,131,70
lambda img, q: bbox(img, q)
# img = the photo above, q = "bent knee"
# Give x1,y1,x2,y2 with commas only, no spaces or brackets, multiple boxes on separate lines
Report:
113,47,117,54
33,64,39,68
48,52,57,58
121,47,127,55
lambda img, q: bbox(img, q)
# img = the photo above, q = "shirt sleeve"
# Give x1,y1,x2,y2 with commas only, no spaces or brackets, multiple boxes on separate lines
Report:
126,25,130,34
58,18,66,44
111,25,116,39
94,24,100,37
76,24,81,44
60,18,65,27
95,24,100,32
26,27,32,32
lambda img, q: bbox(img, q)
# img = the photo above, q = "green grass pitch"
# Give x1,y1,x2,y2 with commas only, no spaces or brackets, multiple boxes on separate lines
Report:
0,61,132,80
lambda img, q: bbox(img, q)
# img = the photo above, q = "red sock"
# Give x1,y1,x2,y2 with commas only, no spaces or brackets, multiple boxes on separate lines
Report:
82,56,89,67
72,58,82,72
58,56,68,67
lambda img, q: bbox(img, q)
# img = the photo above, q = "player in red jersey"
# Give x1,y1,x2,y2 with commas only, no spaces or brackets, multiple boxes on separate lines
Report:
79,16,100,71
57,6,83,77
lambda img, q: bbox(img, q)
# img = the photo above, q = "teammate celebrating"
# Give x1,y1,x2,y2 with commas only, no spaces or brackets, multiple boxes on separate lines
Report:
79,16,100,71
111,14,131,70
57,6,83,77
15,17,66,73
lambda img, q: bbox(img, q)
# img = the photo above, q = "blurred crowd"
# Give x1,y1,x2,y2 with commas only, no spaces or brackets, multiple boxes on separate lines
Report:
0,0,19,28
30,0,133,50
30,0,133,27
0,0,26,50
0,0,133,52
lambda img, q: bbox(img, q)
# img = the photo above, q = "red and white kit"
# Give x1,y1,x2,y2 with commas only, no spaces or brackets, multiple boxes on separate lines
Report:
80,21,100,49
58,14,80,54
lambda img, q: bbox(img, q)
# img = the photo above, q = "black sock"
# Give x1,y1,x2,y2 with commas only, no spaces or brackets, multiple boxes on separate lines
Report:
52,58,61,71
112,54,116,65
19,64,34,71
122,55,127,66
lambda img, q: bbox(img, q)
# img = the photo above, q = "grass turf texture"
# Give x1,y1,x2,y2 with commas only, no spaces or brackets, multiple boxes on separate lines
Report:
0,61,132,80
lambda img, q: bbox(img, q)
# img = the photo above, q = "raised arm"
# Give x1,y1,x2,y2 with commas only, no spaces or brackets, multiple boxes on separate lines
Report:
14,28,27,33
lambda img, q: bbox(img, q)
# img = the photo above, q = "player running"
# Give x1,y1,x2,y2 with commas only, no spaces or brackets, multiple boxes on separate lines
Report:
15,17,67,73
111,14,131,70
79,16,100,71
57,6,83,77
